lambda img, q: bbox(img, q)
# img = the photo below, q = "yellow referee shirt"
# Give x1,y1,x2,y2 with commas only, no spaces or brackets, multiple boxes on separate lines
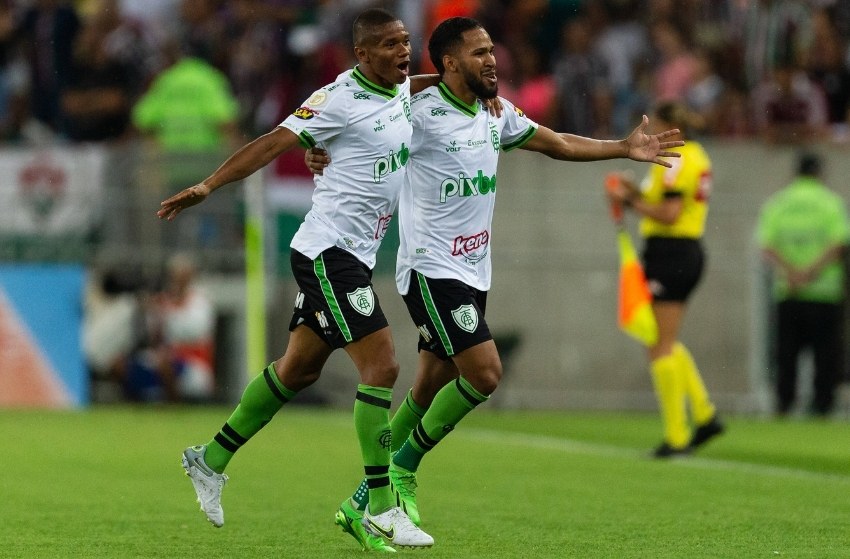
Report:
639,142,711,240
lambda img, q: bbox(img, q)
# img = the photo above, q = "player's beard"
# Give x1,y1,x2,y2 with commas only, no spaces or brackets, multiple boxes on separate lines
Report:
463,66,498,99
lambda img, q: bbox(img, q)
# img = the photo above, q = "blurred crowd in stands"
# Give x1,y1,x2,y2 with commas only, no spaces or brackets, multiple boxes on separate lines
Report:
2,0,850,149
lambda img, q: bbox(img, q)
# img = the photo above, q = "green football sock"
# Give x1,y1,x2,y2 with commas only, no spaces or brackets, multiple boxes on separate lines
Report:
393,376,488,473
391,390,427,452
354,384,394,514
204,364,296,473
350,389,427,511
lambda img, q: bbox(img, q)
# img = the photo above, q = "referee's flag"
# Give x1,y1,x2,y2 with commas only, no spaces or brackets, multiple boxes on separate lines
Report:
616,228,658,346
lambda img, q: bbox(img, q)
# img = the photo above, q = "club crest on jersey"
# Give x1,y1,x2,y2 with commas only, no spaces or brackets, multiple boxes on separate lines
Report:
489,122,500,152
347,287,375,316
293,107,318,120
451,305,478,333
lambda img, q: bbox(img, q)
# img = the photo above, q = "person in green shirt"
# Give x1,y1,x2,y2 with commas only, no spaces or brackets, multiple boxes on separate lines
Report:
756,152,850,416
132,55,240,153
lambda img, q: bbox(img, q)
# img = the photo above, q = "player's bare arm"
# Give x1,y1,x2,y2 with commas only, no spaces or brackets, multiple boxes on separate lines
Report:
411,74,440,94
158,127,300,220
521,115,683,167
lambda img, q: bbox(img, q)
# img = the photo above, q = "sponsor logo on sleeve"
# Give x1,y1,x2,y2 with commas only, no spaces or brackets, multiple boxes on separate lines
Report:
293,107,318,120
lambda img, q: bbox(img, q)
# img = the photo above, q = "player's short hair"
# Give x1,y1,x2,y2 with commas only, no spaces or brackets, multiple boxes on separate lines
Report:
797,152,822,176
428,16,484,75
352,8,400,47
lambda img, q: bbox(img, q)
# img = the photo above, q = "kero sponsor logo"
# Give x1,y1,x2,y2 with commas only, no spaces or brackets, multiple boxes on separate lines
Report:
452,230,489,263
374,214,392,240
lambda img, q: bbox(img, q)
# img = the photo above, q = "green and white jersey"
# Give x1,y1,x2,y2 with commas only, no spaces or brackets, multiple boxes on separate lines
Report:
281,66,412,268
396,83,537,294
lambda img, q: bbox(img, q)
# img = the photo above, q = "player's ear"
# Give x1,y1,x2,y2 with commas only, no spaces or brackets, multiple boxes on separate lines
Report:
443,54,456,73
354,45,368,64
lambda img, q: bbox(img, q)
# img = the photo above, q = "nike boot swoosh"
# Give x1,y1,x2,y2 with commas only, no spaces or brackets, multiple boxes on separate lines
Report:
367,519,394,539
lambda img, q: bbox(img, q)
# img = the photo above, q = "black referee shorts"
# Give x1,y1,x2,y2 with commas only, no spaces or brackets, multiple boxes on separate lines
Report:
642,237,705,302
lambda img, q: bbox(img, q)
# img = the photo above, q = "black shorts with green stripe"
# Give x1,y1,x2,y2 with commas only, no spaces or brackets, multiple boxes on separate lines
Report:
288,248,389,348
402,270,491,360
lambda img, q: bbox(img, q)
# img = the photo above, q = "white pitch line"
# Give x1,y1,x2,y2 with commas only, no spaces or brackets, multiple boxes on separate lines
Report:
459,428,850,484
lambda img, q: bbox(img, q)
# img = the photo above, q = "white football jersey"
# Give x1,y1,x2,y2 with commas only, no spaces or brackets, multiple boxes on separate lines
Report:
281,66,412,268
396,83,538,294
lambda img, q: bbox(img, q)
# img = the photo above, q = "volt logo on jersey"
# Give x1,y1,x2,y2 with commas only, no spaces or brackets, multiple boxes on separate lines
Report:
347,287,375,316
439,170,497,202
451,304,478,333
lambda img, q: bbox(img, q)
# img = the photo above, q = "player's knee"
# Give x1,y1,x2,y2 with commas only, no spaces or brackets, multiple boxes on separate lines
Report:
470,362,502,395
273,357,321,391
362,359,400,388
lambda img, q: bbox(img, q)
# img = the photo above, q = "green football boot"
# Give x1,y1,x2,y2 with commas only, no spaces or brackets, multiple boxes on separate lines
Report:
389,466,420,527
335,498,396,553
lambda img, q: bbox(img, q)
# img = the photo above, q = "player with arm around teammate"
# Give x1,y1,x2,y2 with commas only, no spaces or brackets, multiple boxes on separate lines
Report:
159,8,441,551
307,16,683,540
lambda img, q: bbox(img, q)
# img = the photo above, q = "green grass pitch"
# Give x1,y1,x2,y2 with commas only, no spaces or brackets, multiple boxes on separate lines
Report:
1,406,847,558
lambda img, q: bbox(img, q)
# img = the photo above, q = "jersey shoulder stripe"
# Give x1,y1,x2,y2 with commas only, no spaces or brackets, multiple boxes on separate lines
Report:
502,126,536,151
297,129,317,148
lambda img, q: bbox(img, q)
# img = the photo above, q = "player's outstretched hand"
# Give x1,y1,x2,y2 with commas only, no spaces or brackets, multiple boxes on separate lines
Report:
157,184,211,221
626,115,684,168
305,147,330,175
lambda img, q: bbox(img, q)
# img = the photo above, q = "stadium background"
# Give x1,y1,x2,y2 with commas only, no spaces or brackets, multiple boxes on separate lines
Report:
1,0,848,415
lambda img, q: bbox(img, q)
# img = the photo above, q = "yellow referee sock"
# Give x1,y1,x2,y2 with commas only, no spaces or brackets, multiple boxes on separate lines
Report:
650,353,690,448
674,342,716,426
